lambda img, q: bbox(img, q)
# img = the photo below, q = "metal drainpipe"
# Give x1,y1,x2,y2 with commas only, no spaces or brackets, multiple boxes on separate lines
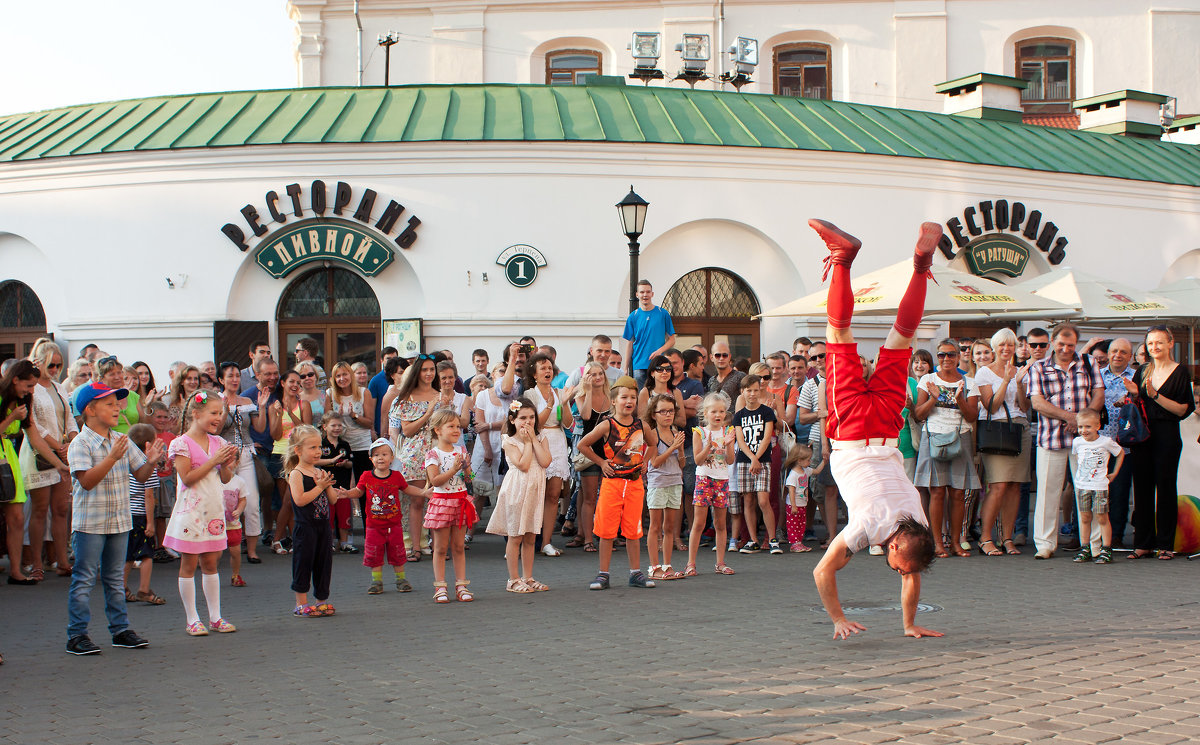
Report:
716,0,725,90
354,0,363,86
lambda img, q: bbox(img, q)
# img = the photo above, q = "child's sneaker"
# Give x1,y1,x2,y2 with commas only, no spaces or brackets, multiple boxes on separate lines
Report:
739,541,761,554
588,572,610,591
1073,547,1093,563
185,621,209,636
231,575,246,587
396,578,413,593
209,618,237,633
790,543,812,553
727,538,738,552
340,542,359,554
628,570,655,588
1094,547,1113,564
367,580,384,595
768,540,783,555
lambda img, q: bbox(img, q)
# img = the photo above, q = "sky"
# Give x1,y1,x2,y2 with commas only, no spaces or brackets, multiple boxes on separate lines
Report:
0,1,297,116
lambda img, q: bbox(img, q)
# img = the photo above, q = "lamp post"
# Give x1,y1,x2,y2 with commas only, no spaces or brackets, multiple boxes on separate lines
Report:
616,186,650,314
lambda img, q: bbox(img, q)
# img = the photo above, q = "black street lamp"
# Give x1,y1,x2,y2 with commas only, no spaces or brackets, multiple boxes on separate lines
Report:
616,186,650,314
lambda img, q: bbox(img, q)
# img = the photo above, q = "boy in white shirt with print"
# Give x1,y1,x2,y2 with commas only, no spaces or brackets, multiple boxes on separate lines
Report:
1070,408,1124,564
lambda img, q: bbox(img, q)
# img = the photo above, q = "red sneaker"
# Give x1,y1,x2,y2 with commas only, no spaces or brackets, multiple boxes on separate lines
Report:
913,222,943,281
808,219,862,281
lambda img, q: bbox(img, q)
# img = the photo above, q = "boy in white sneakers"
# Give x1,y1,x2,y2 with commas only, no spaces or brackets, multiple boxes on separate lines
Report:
1071,409,1124,564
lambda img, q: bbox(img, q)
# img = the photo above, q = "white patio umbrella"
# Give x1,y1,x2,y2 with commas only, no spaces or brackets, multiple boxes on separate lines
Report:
758,260,1075,319
1014,267,1181,322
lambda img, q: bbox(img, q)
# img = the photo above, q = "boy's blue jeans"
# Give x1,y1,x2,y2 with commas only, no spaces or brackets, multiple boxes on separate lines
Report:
67,530,131,639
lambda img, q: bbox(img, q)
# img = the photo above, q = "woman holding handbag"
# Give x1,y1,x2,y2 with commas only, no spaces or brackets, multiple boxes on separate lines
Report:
1122,326,1195,560
973,328,1031,556
914,338,980,558
2,360,70,585
20,339,79,579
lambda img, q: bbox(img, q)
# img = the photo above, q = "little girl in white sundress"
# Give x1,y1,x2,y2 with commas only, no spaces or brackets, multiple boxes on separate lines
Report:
486,398,551,593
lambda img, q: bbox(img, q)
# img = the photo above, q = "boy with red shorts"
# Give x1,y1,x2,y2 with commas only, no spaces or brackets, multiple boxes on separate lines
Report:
339,438,430,594
222,473,248,587
810,219,943,641
577,376,655,590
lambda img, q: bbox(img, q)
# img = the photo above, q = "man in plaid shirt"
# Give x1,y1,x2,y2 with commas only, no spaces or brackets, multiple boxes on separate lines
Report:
1027,323,1106,559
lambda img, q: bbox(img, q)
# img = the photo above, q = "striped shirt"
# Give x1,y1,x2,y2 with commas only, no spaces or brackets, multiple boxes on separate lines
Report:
1027,354,1104,451
69,425,149,534
128,471,160,516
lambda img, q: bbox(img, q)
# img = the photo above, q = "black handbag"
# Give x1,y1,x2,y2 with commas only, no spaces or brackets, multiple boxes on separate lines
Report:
976,399,1023,456
0,459,17,504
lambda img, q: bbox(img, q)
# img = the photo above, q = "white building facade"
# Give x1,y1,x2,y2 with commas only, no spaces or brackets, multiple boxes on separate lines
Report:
290,0,1200,117
1,1,1199,378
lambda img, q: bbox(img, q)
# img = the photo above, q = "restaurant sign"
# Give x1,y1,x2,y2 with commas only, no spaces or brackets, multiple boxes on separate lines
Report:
938,199,1068,277
254,218,394,278
220,181,421,279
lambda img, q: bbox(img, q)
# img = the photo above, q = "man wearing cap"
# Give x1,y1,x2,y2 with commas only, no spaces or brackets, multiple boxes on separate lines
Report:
807,219,943,641
66,382,164,655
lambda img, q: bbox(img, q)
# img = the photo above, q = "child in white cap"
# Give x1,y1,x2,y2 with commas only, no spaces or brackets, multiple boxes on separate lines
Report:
338,438,430,594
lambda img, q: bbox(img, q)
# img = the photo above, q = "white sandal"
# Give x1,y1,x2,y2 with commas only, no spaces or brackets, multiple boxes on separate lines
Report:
541,543,563,557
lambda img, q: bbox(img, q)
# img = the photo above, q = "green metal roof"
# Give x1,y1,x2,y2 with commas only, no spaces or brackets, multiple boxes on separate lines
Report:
1,84,1198,187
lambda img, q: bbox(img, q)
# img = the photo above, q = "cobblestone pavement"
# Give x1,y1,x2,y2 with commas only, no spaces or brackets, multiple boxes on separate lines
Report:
3,533,1199,745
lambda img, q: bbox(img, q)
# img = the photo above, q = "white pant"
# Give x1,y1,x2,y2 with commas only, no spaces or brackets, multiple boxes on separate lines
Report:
235,450,262,537
1033,447,1102,554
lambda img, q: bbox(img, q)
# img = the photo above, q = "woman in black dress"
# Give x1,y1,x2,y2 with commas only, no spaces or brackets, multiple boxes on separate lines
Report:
1123,326,1195,559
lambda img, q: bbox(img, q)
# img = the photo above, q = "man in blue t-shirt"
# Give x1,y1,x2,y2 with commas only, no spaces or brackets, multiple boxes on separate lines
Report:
622,279,676,389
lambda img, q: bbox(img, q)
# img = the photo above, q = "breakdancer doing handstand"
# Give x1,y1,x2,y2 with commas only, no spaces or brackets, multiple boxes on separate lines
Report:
809,218,944,640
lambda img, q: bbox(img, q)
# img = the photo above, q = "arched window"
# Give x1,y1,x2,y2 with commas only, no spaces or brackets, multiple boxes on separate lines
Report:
774,43,831,99
0,280,47,360
662,268,760,362
546,50,602,85
277,268,381,371
1017,38,1074,110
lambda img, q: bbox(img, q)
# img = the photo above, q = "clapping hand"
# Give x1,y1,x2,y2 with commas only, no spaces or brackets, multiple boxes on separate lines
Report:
314,469,335,491
217,443,239,465
671,430,686,451
109,434,129,462
452,452,466,473
143,437,165,465
257,388,273,409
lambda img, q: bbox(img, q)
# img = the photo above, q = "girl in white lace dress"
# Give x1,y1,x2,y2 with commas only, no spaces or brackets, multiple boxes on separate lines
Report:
486,398,551,593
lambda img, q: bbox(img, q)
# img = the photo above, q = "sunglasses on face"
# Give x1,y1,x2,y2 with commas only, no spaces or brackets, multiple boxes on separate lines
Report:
811,353,826,360
937,351,958,359
1027,342,1048,349
47,362,62,370
712,353,730,358
653,366,672,373
299,372,316,379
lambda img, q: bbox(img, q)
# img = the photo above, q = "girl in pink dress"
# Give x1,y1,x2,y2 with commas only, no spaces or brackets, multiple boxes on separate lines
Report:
163,390,239,636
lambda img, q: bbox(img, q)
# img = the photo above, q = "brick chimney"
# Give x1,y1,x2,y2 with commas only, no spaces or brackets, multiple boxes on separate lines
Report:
934,73,1027,123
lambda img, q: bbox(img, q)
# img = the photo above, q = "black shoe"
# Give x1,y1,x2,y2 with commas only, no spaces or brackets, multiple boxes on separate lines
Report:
280,537,293,550
246,556,262,564
7,575,38,585
66,635,102,655
111,630,149,648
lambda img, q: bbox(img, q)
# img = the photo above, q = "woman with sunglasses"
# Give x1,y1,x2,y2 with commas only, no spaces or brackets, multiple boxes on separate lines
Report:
1122,326,1195,559
637,355,685,430
295,361,326,429
20,339,78,579
217,362,264,563
914,338,981,558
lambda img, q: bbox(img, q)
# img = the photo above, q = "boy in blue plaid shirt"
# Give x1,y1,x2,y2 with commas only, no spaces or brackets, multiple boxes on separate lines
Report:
66,382,164,656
